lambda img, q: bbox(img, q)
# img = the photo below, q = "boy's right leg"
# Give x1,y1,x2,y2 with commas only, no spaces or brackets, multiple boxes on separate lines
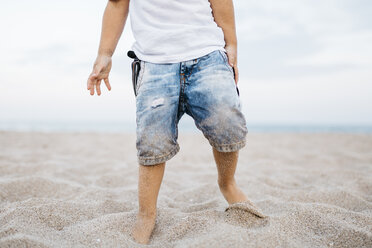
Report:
131,162,165,244
130,60,182,244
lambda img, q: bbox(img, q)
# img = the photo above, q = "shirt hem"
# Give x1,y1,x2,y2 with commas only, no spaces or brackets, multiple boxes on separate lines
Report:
132,46,227,64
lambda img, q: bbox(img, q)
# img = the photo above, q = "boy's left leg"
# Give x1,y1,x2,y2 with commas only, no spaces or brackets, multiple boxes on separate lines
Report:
183,49,249,204
213,148,248,204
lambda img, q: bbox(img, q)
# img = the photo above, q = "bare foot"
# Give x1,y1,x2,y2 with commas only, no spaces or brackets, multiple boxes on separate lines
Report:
130,213,157,245
219,182,248,204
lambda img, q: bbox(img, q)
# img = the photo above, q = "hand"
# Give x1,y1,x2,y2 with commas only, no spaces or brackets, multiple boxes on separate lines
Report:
87,55,112,96
224,44,239,85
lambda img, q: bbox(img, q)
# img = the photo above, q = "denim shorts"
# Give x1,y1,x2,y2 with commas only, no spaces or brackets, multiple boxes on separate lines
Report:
134,49,248,165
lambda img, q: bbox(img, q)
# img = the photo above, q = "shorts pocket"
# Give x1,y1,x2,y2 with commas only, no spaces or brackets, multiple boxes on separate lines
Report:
135,60,145,96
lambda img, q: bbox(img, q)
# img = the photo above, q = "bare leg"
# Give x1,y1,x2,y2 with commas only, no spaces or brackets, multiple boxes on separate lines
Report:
130,162,165,245
212,148,248,204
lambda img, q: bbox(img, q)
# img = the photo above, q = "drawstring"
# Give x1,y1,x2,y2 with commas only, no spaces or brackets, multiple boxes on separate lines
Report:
128,50,141,96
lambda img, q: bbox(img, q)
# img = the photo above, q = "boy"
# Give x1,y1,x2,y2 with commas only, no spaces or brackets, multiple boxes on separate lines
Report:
87,0,265,244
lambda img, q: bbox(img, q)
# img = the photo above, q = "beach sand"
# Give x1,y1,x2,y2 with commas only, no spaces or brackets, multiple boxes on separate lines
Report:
0,131,371,247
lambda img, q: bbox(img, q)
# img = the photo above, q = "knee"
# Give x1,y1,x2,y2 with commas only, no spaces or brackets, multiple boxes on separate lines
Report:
209,118,246,152
197,107,248,150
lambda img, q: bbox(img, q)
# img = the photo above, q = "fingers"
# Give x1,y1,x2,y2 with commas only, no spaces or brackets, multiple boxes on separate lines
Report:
226,50,235,67
87,72,111,96
90,79,97,96
87,72,96,90
104,78,111,91
96,80,102,96
88,78,102,96
228,56,235,68
87,73,97,96
234,65,239,85
87,74,100,96
227,54,239,85
87,77,111,96
87,55,113,96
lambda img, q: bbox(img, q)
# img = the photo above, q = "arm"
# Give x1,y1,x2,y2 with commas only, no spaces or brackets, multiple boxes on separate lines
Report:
87,0,130,96
209,0,239,84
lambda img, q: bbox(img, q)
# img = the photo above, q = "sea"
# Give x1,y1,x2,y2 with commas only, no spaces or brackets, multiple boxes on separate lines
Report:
1,119,372,133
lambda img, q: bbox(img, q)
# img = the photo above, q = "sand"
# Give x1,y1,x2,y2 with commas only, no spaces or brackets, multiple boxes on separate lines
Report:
0,131,371,247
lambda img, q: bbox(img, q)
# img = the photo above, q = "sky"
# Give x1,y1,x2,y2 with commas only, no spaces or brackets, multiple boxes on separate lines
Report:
1,0,371,130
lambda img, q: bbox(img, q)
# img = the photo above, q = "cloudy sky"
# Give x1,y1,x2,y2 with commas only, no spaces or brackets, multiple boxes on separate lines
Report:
1,0,371,130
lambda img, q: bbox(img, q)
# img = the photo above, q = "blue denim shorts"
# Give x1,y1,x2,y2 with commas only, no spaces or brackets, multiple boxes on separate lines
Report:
135,49,248,165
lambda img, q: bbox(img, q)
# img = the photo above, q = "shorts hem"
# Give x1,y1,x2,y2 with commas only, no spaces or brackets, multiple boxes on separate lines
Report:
210,139,246,152
138,144,180,166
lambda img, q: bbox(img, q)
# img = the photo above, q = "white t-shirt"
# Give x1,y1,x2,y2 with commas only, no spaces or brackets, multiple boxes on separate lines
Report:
128,0,226,63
